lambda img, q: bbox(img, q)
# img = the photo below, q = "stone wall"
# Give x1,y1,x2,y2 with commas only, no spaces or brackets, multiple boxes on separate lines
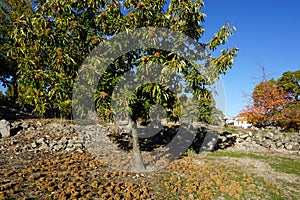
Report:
214,129,300,153
1,119,299,155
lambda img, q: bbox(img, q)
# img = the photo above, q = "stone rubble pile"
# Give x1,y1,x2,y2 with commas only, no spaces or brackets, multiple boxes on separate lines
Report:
0,119,85,155
215,129,300,153
1,119,299,156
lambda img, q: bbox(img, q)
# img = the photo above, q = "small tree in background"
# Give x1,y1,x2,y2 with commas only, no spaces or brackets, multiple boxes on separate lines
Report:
240,69,300,131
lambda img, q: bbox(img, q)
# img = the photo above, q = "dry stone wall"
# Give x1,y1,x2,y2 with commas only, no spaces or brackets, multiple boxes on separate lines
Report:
0,119,299,156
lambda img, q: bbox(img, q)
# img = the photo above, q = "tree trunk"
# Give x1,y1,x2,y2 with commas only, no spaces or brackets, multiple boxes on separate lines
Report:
130,120,145,172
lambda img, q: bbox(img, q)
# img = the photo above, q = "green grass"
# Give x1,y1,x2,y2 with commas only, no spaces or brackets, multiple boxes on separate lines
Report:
222,127,241,134
208,151,300,176
270,158,300,176
208,151,269,159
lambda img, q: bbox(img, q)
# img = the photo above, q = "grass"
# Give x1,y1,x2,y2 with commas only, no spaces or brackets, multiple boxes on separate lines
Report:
222,127,241,134
269,157,300,176
208,150,300,176
208,151,269,159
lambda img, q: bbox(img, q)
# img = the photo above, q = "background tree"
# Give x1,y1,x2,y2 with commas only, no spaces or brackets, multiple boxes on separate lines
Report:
276,70,300,131
276,70,300,101
240,70,300,131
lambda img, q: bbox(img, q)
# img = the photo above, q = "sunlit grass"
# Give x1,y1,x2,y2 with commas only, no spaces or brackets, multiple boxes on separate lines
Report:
270,158,300,176
208,150,300,176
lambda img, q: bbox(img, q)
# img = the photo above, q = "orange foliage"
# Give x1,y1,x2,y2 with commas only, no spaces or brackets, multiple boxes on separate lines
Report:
240,80,297,129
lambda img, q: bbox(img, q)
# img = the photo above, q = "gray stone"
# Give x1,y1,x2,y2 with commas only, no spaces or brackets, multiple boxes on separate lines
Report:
74,143,82,148
226,134,236,138
21,122,30,129
49,142,56,148
285,144,293,150
273,134,283,142
53,144,64,151
76,149,83,153
283,137,291,144
290,143,300,151
39,142,49,149
36,137,46,144
58,138,68,145
67,141,74,147
0,119,10,138
65,147,75,152
265,132,274,139
31,142,37,148
240,134,248,139
262,139,273,148
219,136,227,142
236,138,244,143
275,141,283,148
248,131,253,137
36,121,42,127
200,133,218,152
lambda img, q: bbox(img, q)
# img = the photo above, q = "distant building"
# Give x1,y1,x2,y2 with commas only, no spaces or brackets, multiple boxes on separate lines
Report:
234,116,252,129
224,116,252,129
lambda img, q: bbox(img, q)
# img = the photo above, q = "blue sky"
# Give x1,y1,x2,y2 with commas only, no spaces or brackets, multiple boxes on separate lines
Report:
202,0,300,116
1,0,299,117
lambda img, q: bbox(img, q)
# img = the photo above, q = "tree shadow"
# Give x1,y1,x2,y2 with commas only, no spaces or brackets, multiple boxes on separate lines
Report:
107,124,208,153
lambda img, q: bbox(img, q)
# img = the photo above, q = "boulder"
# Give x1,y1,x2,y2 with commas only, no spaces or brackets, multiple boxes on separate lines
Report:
0,119,10,138
200,133,218,152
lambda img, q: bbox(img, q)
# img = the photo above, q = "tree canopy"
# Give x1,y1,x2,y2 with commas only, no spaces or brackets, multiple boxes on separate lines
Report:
0,0,238,122
240,70,300,131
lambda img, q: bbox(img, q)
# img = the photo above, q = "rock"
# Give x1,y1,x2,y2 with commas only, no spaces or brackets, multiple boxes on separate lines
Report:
200,133,218,151
21,122,30,129
74,143,82,148
236,138,244,143
65,147,75,152
248,131,253,137
58,138,68,145
76,149,83,153
53,144,64,151
265,132,274,139
288,143,300,151
239,134,248,139
226,134,236,139
0,119,10,138
31,142,37,148
11,121,21,129
219,136,227,143
36,121,42,127
275,141,283,148
285,144,293,150
262,139,273,149
39,142,49,149
36,137,46,144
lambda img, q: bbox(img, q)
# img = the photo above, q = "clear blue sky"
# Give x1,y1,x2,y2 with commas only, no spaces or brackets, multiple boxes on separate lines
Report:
1,0,299,117
202,0,300,116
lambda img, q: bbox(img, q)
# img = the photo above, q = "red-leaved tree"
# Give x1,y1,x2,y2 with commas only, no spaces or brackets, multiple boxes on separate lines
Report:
240,79,293,128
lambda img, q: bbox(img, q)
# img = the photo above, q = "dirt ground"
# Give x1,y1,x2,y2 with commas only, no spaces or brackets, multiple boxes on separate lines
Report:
0,119,299,199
